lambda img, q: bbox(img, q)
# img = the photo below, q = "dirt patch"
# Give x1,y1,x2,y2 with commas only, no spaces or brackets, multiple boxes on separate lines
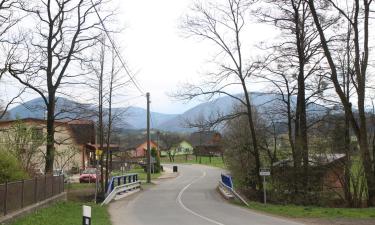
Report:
297,218,375,225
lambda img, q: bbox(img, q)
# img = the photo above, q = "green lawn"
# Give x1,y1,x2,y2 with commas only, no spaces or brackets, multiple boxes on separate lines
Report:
245,201,375,219
111,168,161,181
10,201,111,225
161,155,226,169
65,182,96,190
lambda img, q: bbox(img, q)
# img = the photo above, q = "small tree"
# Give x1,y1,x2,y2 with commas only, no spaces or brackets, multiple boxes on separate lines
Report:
159,132,182,162
0,150,28,183
151,147,161,173
4,120,45,175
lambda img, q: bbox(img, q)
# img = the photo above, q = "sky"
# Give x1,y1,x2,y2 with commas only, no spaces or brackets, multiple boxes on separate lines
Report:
3,0,277,115
113,0,278,114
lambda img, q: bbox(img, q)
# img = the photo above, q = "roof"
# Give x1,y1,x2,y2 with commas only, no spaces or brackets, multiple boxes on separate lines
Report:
0,118,95,146
189,131,222,147
273,154,346,167
86,143,120,151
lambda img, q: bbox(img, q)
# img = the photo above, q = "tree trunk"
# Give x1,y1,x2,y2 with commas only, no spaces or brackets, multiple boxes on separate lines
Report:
241,82,263,198
307,0,375,206
45,94,56,173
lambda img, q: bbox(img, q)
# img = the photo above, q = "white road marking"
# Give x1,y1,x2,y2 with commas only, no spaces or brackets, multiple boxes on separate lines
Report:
176,170,226,225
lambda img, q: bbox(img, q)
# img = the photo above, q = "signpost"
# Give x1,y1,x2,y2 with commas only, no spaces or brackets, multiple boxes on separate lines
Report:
259,168,270,204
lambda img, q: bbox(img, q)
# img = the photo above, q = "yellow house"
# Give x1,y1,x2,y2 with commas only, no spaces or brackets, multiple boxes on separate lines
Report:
0,118,95,173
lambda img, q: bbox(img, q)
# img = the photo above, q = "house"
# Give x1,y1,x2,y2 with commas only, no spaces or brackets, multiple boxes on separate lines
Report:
127,140,159,158
85,143,119,170
189,131,223,156
272,153,346,190
160,140,194,157
0,118,96,173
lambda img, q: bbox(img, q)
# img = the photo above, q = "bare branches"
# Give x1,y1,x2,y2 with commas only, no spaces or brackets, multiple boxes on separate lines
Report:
6,0,113,173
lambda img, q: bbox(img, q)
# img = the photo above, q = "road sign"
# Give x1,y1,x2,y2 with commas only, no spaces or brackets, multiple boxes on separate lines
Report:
95,149,103,156
259,168,270,176
259,168,270,204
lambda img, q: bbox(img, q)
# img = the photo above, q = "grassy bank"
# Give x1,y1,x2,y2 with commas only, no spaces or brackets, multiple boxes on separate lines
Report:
245,201,375,219
10,201,111,225
161,155,226,169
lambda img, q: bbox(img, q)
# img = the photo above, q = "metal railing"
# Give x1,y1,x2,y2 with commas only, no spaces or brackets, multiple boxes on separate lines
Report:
0,175,64,216
105,173,138,196
220,174,248,206
102,173,140,205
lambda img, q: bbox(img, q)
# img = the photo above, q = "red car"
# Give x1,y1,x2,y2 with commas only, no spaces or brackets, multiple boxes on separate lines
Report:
79,168,99,183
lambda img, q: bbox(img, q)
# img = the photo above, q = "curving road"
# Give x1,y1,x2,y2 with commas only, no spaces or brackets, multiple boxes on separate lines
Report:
109,164,304,225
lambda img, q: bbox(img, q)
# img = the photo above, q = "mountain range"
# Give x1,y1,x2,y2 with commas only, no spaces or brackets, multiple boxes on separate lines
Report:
5,92,328,132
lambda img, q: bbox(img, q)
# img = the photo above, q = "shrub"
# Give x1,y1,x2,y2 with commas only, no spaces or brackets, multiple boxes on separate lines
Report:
0,150,28,183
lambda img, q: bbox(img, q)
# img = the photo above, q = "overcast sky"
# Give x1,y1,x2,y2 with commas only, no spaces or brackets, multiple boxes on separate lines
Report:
3,0,276,114
113,0,279,114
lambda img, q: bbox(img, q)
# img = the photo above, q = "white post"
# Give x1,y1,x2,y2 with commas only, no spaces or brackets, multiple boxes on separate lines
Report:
82,205,91,225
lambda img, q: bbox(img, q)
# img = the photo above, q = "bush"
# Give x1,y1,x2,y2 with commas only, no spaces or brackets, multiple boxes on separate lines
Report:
0,150,28,183
151,147,161,173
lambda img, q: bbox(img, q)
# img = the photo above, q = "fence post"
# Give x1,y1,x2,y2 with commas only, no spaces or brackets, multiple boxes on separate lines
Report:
44,175,47,200
34,177,38,203
62,175,64,192
58,175,61,193
4,181,8,216
21,180,25,208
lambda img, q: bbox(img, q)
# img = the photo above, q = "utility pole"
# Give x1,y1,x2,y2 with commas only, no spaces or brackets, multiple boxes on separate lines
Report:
146,92,151,183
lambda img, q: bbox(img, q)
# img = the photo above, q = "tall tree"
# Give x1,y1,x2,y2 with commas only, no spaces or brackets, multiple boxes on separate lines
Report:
8,0,110,173
257,0,329,194
307,0,375,205
177,0,264,196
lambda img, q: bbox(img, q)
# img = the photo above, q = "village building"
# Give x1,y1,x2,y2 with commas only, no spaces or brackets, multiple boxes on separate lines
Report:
189,131,223,156
0,118,96,173
160,140,194,157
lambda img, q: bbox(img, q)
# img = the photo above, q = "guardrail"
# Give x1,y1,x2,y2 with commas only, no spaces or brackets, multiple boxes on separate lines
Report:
106,173,138,197
101,174,140,205
220,174,248,206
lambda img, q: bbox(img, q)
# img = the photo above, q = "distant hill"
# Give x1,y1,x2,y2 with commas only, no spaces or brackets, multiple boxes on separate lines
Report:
7,92,328,132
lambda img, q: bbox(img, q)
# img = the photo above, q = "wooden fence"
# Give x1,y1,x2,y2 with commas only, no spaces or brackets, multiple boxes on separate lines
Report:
0,175,64,216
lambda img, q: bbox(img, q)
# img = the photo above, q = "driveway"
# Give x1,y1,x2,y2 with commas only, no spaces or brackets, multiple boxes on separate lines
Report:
109,164,304,225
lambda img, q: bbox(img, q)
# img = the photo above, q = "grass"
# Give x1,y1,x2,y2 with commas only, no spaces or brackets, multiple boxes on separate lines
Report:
10,201,111,225
161,155,226,169
245,201,375,219
64,182,95,190
111,167,161,181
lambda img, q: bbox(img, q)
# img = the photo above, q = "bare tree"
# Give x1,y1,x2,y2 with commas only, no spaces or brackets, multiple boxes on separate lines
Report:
307,0,375,205
256,0,332,195
159,132,182,162
177,0,265,196
7,0,111,173
0,0,27,119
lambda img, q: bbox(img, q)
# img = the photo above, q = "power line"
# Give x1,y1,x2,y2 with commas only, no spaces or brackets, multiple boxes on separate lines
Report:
90,0,145,95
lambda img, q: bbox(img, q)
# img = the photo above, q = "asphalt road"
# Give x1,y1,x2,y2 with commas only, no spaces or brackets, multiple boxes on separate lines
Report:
109,164,304,225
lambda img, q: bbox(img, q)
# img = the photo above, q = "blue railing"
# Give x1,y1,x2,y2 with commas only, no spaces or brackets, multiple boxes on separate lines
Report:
221,174,233,189
106,173,138,196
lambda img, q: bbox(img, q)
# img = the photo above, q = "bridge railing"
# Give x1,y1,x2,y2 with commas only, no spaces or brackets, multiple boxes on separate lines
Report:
220,174,248,206
106,173,138,197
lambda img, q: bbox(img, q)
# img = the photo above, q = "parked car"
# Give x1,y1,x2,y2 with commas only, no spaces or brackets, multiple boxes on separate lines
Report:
79,168,99,183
